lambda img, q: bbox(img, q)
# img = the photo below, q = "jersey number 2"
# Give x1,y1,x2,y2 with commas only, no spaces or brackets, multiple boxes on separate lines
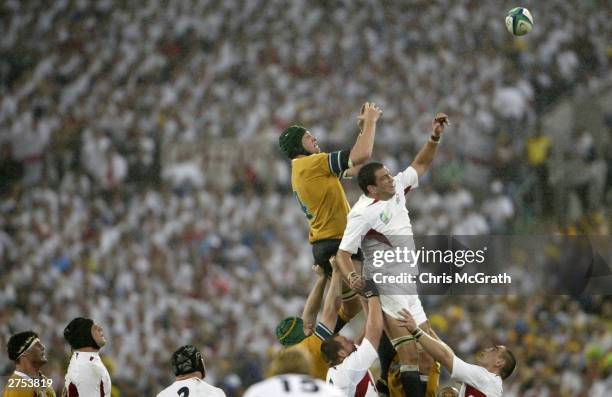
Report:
177,387,189,397
294,191,313,220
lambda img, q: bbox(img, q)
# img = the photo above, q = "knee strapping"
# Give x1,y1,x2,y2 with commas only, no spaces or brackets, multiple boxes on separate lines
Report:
391,335,414,350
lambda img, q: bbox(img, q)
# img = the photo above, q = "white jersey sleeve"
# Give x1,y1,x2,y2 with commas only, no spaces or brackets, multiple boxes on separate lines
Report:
451,356,503,397
394,166,419,193
339,211,372,254
342,338,378,372
243,374,343,397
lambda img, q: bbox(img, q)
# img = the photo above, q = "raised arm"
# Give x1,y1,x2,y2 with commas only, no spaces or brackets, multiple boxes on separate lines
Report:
301,265,328,336
349,102,382,166
363,292,383,350
396,308,454,371
410,113,449,177
318,258,344,331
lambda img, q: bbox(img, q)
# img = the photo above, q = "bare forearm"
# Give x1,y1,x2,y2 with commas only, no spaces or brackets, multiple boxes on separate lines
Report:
320,263,342,329
302,276,327,325
364,296,383,349
350,120,376,165
336,250,356,279
410,138,439,177
415,333,454,372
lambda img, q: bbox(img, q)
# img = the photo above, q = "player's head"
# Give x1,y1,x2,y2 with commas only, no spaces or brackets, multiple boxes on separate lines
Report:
476,345,516,380
357,162,395,199
275,316,307,347
268,346,313,377
63,317,106,350
171,345,206,379
279,125,320,159
7,331,47,369
438,386,459,397
320,334,356,366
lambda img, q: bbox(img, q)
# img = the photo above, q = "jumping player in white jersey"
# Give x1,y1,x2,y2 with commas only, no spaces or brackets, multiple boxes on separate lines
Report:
336,113,450,397
320,281,382,397
156,345,226,397
397,309,516,397
62,317,112,397
243,347,343,397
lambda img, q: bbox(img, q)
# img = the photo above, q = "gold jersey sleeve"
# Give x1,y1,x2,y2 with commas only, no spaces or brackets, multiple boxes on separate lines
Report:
3,374,55,397
295,335,329,381
291,153,351,243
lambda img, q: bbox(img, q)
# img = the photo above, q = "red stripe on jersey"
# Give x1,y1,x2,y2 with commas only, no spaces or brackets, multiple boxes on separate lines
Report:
404,186,412,195
354,371,375,397
68,383,79,397
364,229,392,247
464,385,487,397
368,199,379,206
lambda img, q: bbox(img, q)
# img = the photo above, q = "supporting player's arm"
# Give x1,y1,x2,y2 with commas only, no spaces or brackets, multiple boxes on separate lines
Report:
319,258,343,330
362,288,383,350
301,265,328,336
396,308,455,372
349,102,382,166
410,113,449,177
335,249,355,280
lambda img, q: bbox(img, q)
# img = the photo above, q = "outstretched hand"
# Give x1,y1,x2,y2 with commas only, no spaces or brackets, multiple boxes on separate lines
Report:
432,112,450,136
312,264,325,278
396,308,418,332
358,102,382,131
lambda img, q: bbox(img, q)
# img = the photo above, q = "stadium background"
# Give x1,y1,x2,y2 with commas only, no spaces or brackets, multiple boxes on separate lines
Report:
0,0,610,396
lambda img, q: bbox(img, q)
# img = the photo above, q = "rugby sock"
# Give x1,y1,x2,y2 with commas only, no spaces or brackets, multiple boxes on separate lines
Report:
400,365,424,397
378,333,395,382
419,375,428,396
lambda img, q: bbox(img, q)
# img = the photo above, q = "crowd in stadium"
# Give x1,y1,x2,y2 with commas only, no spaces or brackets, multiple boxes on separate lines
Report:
1,0,611,396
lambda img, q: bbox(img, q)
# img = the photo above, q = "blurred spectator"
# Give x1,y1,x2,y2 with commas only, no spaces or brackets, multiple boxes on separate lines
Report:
482,180,514,233
0,1,610,396
0,143,23,196
525,127,552,215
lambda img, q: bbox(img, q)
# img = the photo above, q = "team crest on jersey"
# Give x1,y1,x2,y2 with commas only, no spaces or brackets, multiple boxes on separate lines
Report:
379,211,391,224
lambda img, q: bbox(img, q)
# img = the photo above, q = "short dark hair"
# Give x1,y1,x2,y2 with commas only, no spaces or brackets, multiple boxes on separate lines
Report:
499,348,516,379
357,162,384,194
7,331,38,361
320,335,343,365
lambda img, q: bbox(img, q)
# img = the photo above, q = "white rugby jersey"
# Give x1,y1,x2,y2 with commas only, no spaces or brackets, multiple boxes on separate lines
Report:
243,374,343,397
156,377,226,397
63,351,111,397
340,166,419,255
339,166,420,293
451,356,503,397
326,338,378,397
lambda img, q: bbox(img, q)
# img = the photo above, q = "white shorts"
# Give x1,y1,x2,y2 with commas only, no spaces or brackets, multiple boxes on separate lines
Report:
380,294,427,325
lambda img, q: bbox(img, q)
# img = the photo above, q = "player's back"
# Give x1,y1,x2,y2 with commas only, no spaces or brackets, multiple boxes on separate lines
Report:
291,153,350,242
156,378,226,397
243,374,343,397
